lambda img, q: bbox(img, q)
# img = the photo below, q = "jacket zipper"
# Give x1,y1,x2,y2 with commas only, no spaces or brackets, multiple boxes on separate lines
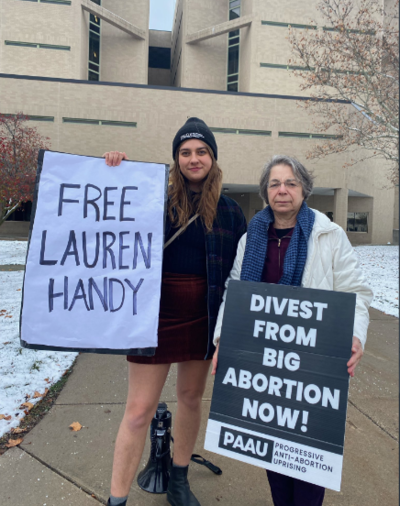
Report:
278,238,281,268
271,235,292,270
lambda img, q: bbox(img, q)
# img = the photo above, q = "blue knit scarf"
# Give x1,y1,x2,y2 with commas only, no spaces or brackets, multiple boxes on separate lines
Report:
240,201,315,286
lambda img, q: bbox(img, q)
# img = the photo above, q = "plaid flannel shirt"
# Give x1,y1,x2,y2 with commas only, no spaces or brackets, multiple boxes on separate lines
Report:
166,194,247,359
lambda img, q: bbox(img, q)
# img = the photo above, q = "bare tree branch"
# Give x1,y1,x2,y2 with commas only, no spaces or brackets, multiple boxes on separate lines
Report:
288,0,399,184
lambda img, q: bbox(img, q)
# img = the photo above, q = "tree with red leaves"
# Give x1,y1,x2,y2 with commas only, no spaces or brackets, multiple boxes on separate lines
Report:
288,0,399,183
0,113,50,226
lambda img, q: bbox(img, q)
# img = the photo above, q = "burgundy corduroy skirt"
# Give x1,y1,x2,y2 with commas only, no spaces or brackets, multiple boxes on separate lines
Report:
127,272,209,364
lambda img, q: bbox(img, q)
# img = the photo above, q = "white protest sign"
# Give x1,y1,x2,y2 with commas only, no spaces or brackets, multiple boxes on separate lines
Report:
20,151,168,354
205,281,356,491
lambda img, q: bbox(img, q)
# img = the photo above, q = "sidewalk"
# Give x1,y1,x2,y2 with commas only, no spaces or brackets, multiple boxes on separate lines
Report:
0,308,398,506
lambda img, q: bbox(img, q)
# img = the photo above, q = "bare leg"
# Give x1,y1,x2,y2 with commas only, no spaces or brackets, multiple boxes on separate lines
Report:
173,360,211,466
110,362,170,497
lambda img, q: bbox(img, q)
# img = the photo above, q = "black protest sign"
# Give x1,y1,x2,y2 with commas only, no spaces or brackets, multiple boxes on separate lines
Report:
20,150,168,355
205,280,356,491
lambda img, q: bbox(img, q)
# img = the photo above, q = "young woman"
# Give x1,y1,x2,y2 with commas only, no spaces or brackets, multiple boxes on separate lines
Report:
104,117,247,506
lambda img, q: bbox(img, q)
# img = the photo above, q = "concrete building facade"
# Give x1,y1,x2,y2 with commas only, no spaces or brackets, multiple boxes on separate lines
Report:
0,0,395,244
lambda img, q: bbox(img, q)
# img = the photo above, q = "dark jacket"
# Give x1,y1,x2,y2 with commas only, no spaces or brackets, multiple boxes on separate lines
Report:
165,194,247,359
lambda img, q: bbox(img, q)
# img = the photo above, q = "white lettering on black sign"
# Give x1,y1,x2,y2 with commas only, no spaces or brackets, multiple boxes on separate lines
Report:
219,427,274,463
205,281,356,491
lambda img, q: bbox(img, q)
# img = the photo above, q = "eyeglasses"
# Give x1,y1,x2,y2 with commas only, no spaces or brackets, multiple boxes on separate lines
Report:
268,179,300,190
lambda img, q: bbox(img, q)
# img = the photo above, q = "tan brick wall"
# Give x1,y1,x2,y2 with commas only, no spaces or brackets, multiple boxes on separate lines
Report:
0,221,30,239
80,8,90,80
171,0,184,87
393,186,399,230
241,0,254,17
148,67,170,86
181,0,228,90
307,195,374,245
100,0,149,84
238,23,252,93
253,0,325,25
251,20,313,96
149,30,171,48
0,0,83,78
0,75,394,245
0,0,150,84
307,195,334,214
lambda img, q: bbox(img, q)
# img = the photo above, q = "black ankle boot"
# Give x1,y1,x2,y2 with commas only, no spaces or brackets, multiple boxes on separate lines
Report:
167,465,201,506
106,500,127,506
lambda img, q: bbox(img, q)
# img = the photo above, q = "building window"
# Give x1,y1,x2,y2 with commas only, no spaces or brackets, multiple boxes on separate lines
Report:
260,62,314,71
19,0,71,4
149,47,171,69
278,131,342,139
1,113,54,122
227,0,241,92
211,127,271,136
323,26,374,34
88,0,101,81
261,20,317,30
347,212,368,232
5,41,70,50
63,118,137,127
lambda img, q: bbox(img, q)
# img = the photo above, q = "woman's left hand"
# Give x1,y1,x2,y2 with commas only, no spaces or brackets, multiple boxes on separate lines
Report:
347,336,363,377
103,151,128,166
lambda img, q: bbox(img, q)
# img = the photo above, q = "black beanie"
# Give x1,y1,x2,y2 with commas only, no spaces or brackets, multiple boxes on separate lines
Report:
172,117,218,160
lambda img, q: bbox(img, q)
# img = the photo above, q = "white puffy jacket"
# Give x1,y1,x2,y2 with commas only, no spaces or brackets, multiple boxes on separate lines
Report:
213,209,373,348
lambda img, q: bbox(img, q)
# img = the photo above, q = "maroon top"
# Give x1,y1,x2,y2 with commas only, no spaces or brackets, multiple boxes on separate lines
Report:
261,226,294,283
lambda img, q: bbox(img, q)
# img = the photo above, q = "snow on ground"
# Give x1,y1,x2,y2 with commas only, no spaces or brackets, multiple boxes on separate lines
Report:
354,245,399,317
0,240,28,265
0,240,398,438
0,270,77,438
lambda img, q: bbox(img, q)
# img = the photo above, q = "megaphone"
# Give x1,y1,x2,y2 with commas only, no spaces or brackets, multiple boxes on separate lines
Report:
137,402,172,494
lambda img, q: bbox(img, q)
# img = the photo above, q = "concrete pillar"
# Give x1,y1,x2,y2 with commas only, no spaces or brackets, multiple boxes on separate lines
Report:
333,188,349,231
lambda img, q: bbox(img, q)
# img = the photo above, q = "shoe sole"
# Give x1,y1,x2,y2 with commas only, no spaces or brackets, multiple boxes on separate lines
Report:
166,492,200,506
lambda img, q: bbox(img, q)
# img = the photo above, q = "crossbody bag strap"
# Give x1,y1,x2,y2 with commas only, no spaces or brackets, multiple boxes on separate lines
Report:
163,213,200,250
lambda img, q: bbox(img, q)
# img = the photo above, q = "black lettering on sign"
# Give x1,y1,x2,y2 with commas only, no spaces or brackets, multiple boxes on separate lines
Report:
218,426,274,463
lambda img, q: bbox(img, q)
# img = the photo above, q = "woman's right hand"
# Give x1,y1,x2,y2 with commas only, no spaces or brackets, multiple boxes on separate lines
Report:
103,151,129,167
211,342,219,375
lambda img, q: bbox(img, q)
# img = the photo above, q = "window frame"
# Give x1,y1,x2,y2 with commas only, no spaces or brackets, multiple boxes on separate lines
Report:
88,4,101,81
210,127,272,136
62,117,137,128
261,20,317,30
347,212,369,233
278,131,342,139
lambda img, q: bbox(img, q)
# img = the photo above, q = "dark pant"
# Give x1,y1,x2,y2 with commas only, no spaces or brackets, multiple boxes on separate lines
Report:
267,470,325,506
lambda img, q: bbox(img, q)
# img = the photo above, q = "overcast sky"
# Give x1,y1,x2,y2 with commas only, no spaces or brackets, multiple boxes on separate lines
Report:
149,0,175,31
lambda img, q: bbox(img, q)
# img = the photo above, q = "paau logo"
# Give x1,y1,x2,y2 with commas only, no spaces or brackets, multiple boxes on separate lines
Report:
218,427,274,463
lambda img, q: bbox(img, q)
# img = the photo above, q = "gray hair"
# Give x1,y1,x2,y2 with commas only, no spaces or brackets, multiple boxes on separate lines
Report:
259,155,315,204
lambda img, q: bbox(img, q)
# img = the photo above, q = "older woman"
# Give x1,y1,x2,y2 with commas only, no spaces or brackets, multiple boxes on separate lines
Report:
211,155,373,506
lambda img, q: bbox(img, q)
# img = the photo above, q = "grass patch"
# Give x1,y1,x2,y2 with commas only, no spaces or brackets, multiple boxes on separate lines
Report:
0,357,77,456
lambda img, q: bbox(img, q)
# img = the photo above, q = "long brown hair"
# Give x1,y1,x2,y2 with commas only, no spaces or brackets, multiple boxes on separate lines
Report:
168,146,223,232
